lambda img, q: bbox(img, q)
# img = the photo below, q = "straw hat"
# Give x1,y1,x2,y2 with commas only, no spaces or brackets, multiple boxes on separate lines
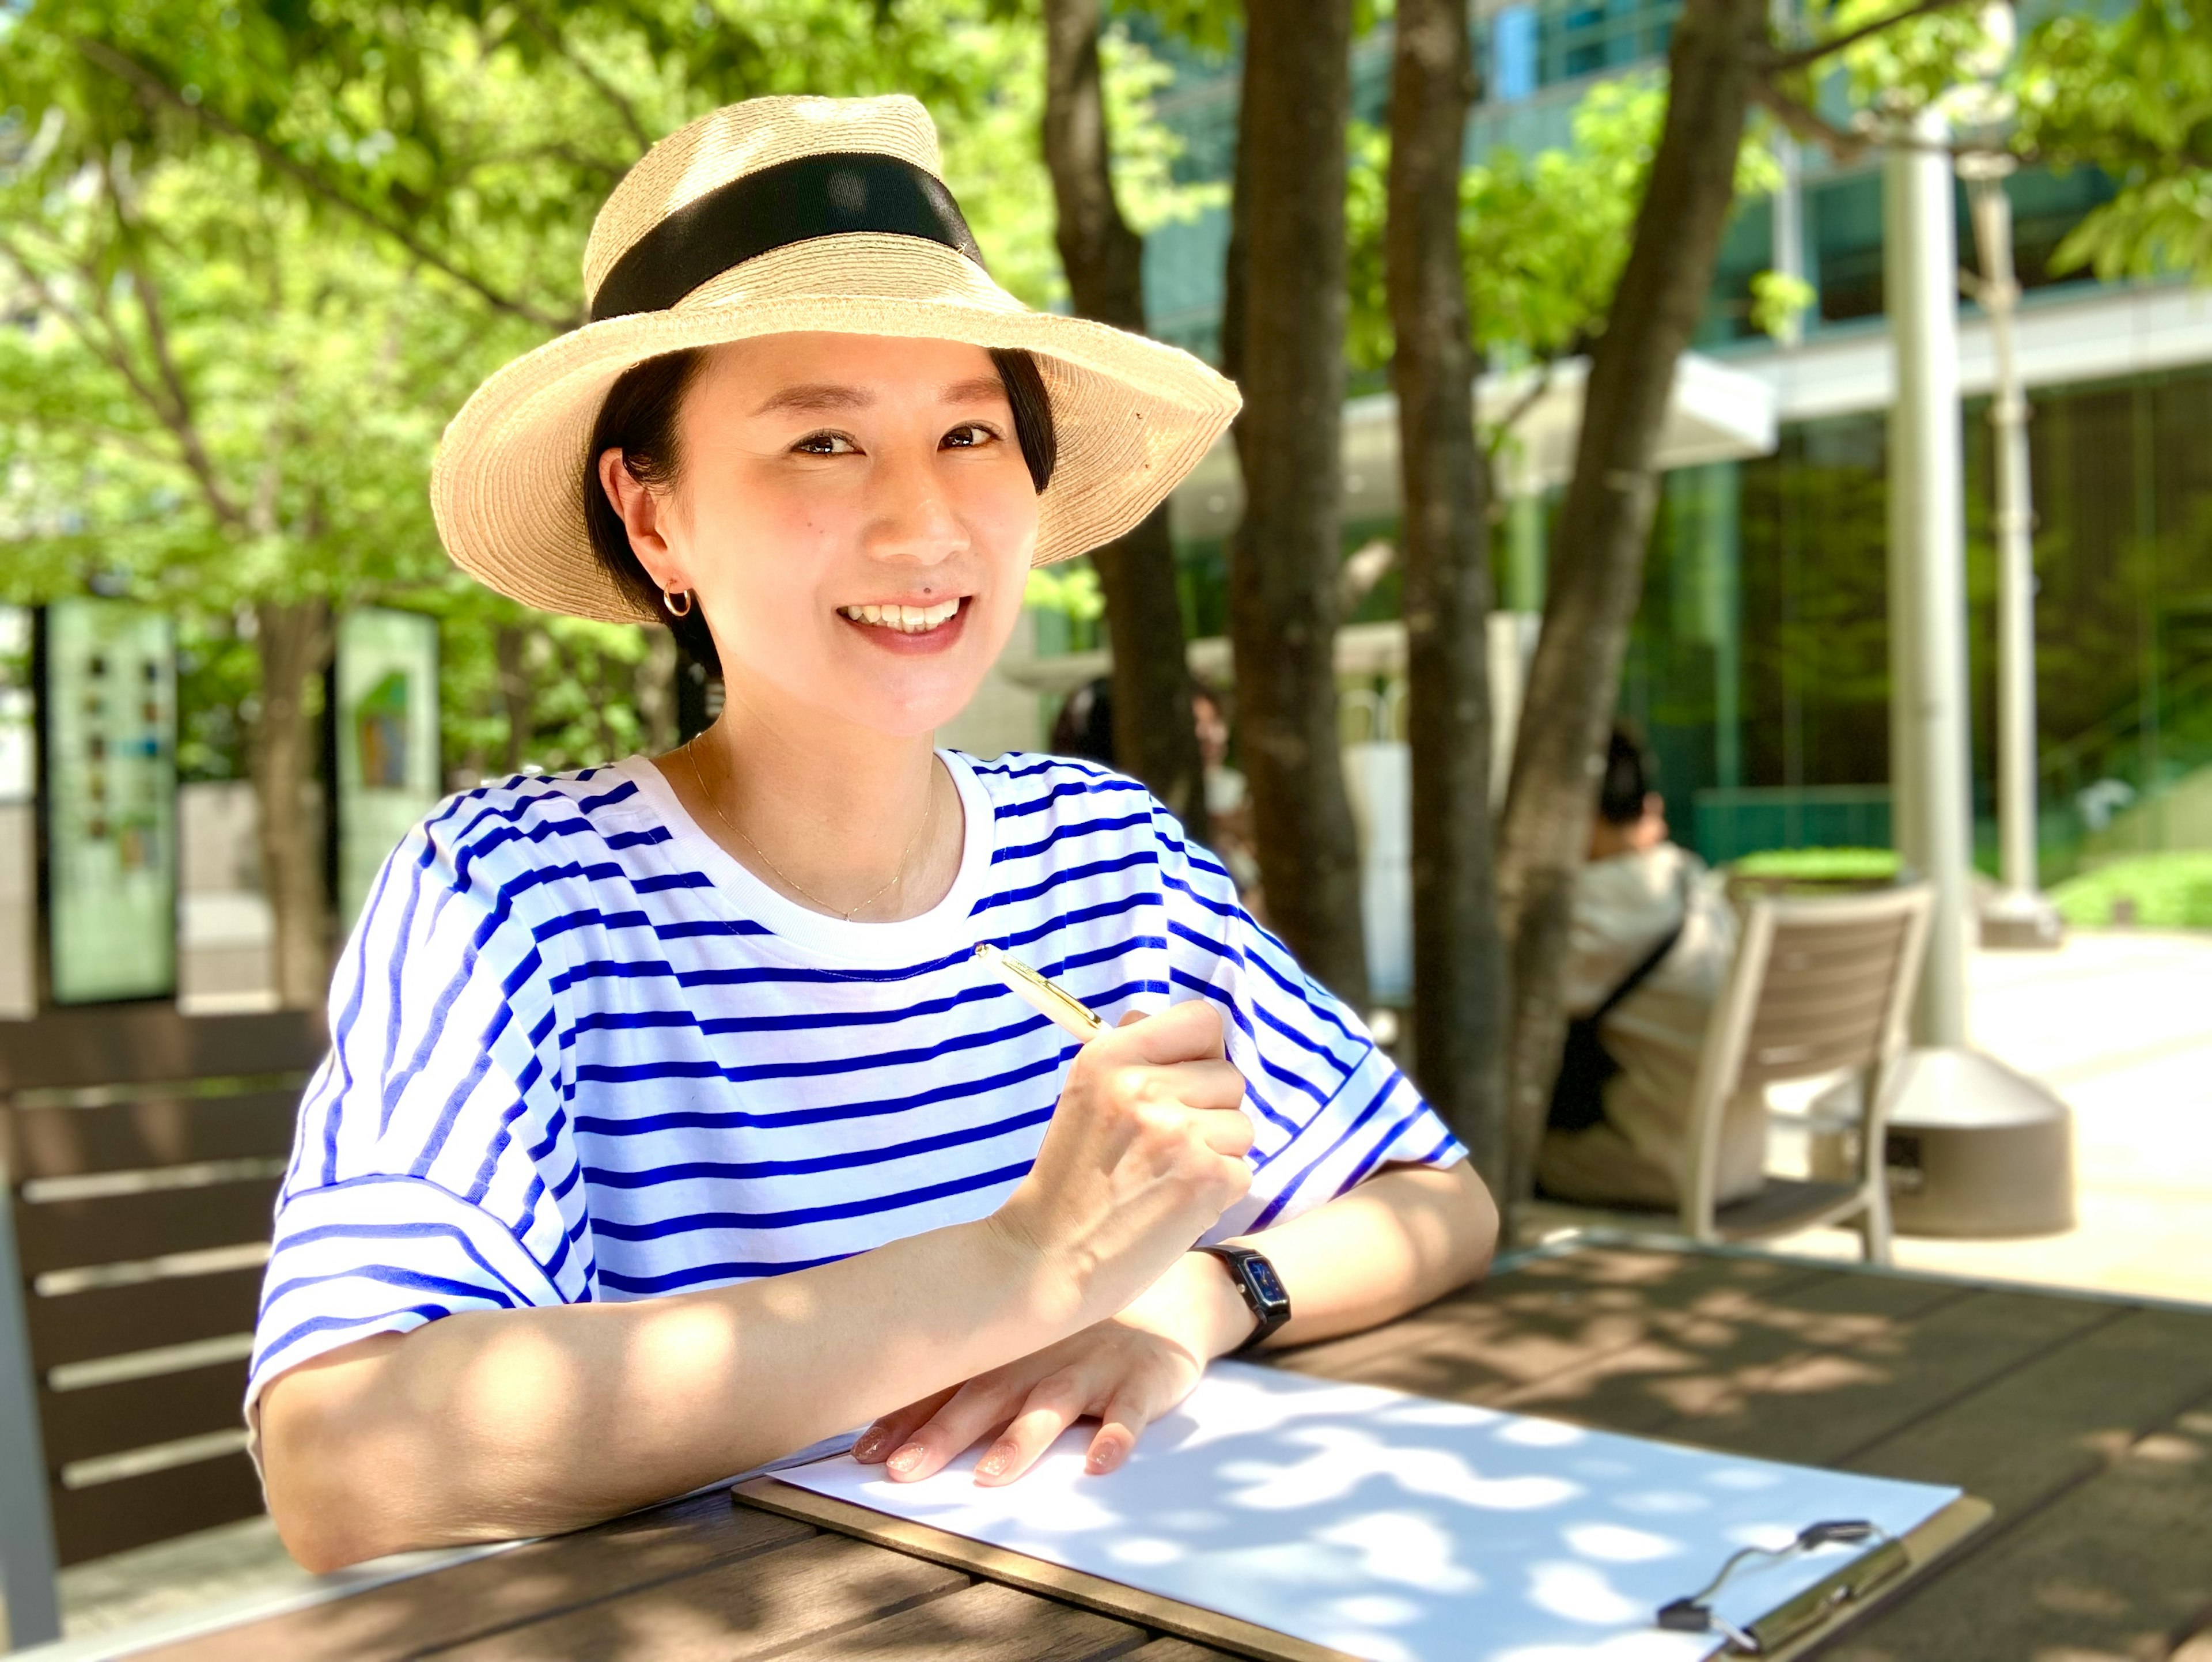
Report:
431,93,1241,625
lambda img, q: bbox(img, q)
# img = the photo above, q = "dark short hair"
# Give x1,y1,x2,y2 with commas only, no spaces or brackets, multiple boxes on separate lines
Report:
1597,724,1653,825
581,346,1059,677
1050,675,1115,765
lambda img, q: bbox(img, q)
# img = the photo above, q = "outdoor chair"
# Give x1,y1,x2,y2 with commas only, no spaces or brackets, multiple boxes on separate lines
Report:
1517,881,1936,1266
0,1005,323,1646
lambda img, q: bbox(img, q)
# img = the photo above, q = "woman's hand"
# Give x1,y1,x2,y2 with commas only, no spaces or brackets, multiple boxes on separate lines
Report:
854,1250,1254,1484
990,1002,1254,1330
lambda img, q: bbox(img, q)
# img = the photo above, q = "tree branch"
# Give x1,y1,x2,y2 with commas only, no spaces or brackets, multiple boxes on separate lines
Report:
1482,359,1556,463
74,36,579,332
1763,0,1979,73
510,0,654,154
1751,80,1874,164
0,228,247,530
97,167,254,531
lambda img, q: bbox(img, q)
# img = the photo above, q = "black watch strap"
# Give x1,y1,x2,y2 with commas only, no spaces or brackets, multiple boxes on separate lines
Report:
1199,1244,1292,1350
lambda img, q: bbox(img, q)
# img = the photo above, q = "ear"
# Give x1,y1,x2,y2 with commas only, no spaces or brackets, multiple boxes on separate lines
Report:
597,449,688,594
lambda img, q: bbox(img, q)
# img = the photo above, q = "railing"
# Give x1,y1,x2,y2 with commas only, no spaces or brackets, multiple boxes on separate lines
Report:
2036,657,2212,870
1692,785,1892,867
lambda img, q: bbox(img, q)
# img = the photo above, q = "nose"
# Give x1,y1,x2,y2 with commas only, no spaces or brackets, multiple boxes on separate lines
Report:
862,444,967,581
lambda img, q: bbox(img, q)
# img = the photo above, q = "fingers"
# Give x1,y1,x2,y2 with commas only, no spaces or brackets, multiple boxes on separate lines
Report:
882,1372,1034,1483
1085,1368,1180,1475
973,1371,1090,1487
1194,1104,1256,1159
853,1387,956,1466
1096,998,1226,1066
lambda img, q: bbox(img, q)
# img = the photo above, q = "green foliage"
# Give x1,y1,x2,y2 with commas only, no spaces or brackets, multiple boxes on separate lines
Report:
1345,77,1793,391
2053,851,2212,930
1025,559,1105,622
1825,0,2013,120
1749,268,1817,338
1812,0,2212,286
2018,0,2212,284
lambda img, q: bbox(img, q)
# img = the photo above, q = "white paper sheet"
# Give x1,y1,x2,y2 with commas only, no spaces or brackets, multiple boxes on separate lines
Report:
774,1360,1959,1662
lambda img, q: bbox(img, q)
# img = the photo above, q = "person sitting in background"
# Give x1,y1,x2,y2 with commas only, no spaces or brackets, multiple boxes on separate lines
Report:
1048,675,1115,766
1537,727,1753,1210
1194,681,1266,918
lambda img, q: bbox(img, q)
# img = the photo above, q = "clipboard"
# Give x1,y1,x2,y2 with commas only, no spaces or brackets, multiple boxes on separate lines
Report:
734,1477,1991,1662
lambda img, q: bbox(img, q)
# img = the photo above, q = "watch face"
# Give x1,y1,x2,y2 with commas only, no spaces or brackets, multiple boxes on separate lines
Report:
1244,1255,1287,1308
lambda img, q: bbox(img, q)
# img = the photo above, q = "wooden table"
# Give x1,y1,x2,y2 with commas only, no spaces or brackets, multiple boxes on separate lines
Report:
131,1244,2212,1661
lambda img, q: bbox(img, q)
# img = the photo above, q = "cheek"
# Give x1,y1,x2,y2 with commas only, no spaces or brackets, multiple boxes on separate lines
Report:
684,477,842,653
963,473,1042,599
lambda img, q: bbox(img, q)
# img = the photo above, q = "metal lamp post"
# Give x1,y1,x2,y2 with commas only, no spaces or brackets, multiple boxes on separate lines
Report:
1835,104,2075,1241
1960,150,2064,948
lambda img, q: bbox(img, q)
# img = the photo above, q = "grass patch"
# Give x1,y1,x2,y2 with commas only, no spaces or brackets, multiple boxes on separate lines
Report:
2052,851,2212,930
1730,846,1903,884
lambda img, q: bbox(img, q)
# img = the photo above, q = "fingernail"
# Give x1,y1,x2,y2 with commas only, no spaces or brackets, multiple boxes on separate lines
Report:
888,1443,926,1477
1088,1443,1124,1473
977,1444,1012,1479
853,1430,888,1462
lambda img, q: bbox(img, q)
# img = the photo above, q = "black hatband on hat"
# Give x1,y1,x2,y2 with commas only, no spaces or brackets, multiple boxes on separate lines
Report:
589,152,986,323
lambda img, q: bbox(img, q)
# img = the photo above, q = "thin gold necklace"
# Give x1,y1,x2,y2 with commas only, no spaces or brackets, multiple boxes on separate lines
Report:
684,742,935,922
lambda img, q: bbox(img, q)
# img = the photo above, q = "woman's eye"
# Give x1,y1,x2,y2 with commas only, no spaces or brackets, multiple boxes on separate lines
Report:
793,431,858,456
942,423,999,450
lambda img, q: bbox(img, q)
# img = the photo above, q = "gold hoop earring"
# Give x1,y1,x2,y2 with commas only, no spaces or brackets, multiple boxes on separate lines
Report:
661,587,693,619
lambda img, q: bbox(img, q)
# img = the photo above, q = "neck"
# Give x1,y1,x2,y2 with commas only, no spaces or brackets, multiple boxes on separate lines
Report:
662,676,961,924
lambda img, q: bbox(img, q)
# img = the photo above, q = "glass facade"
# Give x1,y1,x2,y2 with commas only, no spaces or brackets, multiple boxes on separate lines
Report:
1616,369,2212,872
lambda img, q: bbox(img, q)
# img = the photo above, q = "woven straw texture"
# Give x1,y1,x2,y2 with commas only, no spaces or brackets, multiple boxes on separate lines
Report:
434,94,1240,626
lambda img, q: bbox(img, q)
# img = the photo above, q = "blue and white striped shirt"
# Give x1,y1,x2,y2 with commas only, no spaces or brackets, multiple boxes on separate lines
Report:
249,751,1464,1414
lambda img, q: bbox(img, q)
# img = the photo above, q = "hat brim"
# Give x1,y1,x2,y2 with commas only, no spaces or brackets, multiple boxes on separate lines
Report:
431,233,1241,626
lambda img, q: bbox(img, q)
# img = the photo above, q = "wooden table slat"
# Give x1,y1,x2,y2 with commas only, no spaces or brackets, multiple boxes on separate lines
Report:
157,1494,815,1661
1827,1403,2212,1661
1845,1303,2212,1517
769,1578,1146,1662
433,1531,970,1662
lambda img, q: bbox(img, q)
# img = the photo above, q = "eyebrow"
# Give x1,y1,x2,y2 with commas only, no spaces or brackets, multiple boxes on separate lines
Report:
751,383,874,418
749,375,1012,419
940,375,1010,406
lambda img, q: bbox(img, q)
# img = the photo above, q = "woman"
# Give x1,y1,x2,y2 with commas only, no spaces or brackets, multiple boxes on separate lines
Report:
253,94,1497,1573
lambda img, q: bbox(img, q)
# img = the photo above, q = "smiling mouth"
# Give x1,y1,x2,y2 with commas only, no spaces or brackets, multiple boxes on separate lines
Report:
838,598,964,634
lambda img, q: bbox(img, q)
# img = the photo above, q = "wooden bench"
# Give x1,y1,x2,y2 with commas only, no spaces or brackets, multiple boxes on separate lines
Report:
0,1005,324,1645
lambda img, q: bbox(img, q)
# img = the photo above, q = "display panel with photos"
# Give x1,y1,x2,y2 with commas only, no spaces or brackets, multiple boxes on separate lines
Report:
0,607,35,1016
46,599,178,1004
335,608,442,930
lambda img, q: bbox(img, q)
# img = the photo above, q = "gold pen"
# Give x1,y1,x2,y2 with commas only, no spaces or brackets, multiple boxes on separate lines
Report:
973,943,1107,1040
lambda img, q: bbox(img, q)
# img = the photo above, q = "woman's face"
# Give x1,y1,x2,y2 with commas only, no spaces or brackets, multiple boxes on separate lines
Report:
613,332,1041,739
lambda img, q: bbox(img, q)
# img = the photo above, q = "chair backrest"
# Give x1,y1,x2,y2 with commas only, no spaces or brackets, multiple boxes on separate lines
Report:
0,1006,323,1566
1681,883,1936,1233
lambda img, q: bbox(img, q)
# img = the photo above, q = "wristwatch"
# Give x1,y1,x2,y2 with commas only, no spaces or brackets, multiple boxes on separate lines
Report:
1198,1244,1292,1350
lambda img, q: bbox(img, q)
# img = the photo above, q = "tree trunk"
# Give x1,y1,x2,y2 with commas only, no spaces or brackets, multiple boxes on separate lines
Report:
1041,0,1207,834
1493,0,1770,1216
638,626,679,755
1225,0,1368,1006
250,597,332,1009
1387,0,1506,1179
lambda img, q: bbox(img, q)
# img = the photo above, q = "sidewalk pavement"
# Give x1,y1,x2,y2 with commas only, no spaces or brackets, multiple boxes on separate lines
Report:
1779,927,2212,1305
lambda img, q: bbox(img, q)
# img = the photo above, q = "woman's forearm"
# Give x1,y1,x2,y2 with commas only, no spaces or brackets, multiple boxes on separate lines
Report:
262,1212,1074,1569
1233,1159,1497,1350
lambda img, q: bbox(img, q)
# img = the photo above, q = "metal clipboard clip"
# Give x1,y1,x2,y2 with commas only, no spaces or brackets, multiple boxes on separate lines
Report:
1656,1519,1910,1655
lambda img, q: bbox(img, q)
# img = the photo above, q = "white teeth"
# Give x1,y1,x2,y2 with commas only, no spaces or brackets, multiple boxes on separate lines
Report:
839,599,961,633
